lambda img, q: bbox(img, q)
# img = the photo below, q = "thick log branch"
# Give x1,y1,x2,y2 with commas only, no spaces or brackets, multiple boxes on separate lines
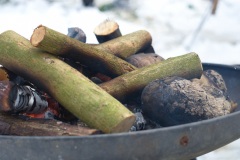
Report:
94,30,152,59
100,53,203,101
0,30,135,133
93,20,154,57
30,25,137,77
0,112,100,136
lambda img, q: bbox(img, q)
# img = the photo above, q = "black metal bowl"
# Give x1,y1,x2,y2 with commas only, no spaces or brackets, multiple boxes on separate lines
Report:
0,63,239,160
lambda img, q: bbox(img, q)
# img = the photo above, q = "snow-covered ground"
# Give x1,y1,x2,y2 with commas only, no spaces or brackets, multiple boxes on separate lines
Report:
0,0,239,159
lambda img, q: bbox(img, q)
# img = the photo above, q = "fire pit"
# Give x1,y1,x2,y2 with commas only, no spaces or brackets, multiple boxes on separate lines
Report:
0,63,239,160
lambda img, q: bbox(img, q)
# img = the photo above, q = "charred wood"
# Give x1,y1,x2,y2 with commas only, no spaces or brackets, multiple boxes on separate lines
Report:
0,112,100,136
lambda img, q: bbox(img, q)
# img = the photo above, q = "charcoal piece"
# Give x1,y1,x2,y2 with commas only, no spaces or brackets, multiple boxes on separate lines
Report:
141,76,232,127
67,27,86,43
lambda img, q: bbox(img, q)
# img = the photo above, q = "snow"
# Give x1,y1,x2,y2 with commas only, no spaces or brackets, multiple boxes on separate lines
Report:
128,0,240,65
0,0,240,159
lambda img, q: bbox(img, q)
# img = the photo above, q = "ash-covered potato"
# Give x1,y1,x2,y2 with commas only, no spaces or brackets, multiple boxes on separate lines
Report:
196,69,227,95
193,69,237,112
126,53,164,68
141,74,232,127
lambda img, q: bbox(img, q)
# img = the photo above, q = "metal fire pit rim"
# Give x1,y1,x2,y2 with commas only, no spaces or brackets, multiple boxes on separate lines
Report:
202,62,240,69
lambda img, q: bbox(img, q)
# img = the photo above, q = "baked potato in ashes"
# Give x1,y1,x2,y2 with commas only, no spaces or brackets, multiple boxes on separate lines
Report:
141,70,236,127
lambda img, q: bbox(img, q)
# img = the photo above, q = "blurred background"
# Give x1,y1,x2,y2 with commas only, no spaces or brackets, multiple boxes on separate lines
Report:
0,0,239,159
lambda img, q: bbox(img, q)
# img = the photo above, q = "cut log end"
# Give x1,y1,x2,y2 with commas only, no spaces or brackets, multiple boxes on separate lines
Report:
94,20,120,36
111,114,136,133
94,20,122,43
30,25,46,47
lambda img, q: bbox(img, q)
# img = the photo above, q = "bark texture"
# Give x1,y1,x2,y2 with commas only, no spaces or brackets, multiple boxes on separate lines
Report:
0,30,135,133
100,53,203,101
94,30,152,59
30,25,137,77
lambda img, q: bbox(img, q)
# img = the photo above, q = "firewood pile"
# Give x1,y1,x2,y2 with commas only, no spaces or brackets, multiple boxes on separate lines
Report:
0,19,237,136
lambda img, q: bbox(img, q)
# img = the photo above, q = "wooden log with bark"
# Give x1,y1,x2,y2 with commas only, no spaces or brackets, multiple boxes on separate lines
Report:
30,25,139,77
93,20,154,58
0,30,136,133
94,30,152,59
100,53,203,101
0,112,100,136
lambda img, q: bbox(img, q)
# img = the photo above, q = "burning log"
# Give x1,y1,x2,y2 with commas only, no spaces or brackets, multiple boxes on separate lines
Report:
0,112,100,136
94,19,122,43
30,25,138,77
141,70,234,127
100,53,203,101
0,81,48,114
0,30,136,133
